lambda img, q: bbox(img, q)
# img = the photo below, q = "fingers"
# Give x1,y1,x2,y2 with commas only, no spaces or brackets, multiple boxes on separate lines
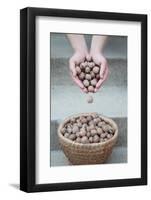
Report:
71,74,84,88
71,73,88,93
96,67,109,89
83,88,88,93
99,62,106,79
69,60,77,77
95,67,109,92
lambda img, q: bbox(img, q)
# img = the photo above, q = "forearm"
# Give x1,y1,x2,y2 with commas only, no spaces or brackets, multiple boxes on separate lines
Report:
67,34,88,53
90,35,108,54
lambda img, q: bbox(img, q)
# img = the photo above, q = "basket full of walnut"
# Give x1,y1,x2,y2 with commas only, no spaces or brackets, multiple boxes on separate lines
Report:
58,113,118,165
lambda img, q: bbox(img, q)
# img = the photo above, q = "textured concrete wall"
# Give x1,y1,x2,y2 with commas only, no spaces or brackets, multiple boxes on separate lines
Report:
50,118,127,151
51,58,127,120
50,33,127,59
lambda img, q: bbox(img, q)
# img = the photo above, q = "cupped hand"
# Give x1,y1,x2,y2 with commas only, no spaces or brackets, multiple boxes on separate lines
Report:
69,51,90,93
89,52,109,92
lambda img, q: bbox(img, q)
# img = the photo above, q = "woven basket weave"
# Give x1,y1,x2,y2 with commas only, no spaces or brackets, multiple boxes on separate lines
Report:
58,113,118,165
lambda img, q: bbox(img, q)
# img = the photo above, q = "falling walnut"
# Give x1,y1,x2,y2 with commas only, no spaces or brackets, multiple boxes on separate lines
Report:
87,95,93,103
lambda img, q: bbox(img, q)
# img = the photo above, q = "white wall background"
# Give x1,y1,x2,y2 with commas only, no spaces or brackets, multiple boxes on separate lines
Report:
0,0,150,199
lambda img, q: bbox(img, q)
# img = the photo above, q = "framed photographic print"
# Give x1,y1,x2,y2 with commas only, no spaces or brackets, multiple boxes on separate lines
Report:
20,7,147,192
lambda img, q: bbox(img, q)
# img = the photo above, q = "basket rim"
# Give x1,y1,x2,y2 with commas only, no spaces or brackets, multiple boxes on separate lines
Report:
58,113,118,147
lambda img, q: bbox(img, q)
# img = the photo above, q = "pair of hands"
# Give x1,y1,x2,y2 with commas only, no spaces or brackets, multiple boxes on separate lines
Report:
69,51,109,93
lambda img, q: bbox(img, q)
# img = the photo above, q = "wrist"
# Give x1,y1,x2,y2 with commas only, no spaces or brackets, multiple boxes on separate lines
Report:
90,49,103,57
75,48,88,56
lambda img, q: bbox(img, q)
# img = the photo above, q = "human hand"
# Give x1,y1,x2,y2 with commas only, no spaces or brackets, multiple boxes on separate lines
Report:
69,51,90,93
89,52,109,92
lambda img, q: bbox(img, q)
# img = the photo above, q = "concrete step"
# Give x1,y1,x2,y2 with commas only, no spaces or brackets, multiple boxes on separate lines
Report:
50,147,127,166
50,117,127,151
51,58,127,87
51,85,127,120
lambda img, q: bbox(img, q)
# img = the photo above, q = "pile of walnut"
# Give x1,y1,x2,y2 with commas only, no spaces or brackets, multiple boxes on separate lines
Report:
76,61,100,93
61,114,115,144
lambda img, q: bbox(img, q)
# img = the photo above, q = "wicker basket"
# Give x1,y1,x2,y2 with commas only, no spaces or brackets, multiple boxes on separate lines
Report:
58,113,118,165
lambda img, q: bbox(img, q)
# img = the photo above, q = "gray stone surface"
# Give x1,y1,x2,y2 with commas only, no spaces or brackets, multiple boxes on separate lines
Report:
50,117,127,151
51,58,127,120
50,147,127,167
51,86,127,120
51,58,127,87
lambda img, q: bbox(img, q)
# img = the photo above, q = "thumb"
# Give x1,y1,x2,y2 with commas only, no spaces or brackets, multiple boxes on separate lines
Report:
99,63,106,79
69,60,76,77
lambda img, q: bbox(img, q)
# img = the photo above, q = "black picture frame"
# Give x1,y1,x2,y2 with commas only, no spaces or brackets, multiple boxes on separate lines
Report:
20,7,147,193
